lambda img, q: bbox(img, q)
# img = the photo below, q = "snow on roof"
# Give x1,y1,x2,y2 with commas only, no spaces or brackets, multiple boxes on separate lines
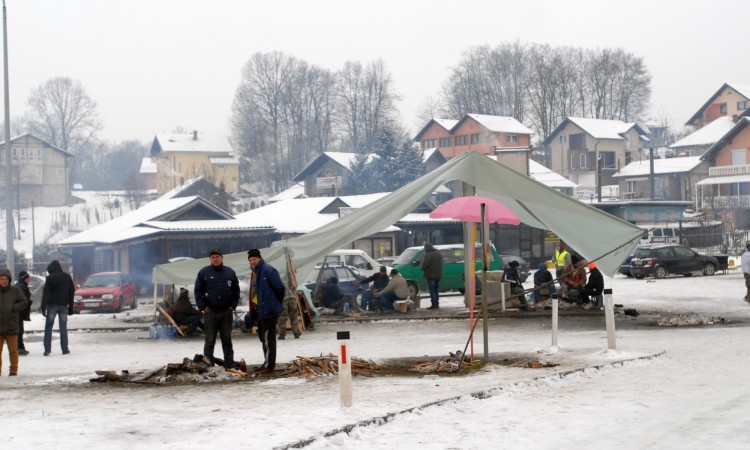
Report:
433,118,459,130
208,156,240,165
727,82,750,100
567,117,636,140
398,213,458,223
528,160,577,189
57,196,199,245
670,116,735,149
236,195,399,234
466,113,533,135
613,156,703,178
268,183,305,202
154,132,234,154
158,176,206,200
325,152,359,169
142,220,272,231
139,157,156,174
422,148,438,161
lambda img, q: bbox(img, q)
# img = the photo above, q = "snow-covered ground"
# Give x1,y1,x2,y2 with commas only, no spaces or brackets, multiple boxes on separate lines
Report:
3,270,750,449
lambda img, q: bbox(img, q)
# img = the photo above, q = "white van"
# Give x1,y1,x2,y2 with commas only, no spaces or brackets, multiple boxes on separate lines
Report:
315,249,383,277
640,227,681,245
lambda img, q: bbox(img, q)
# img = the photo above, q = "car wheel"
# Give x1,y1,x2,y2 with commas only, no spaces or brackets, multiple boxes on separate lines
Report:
703,263,716,276
407,281,419,299
458,288,465,294
625,273,633,278
634,275,644,279
130,297,138,309
116,297,123,313
654,266,667,279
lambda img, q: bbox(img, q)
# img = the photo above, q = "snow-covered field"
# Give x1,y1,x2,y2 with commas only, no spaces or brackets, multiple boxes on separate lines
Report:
2,270,750,449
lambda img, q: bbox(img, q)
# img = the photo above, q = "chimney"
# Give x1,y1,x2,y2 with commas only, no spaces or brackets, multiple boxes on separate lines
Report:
193,130,198,141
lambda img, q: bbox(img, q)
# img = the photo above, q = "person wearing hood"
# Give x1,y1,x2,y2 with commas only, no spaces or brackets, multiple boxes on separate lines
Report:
421,243,443,309
172,288,204,335
532,263,556,303
41,260,75,356
0,269,29,376
15,271,32,355
580,261,604,309
194,248,240,369
247,248,284,374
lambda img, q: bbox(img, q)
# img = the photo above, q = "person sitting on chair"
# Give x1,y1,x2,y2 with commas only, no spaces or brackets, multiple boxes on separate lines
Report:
358,266,389,311
322,277,346,314
533,263,556,303
579,262,604,309
172,288,204,335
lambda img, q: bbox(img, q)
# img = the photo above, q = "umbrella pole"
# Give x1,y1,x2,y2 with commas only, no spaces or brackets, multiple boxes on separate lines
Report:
470,222,477,360
481,203,490,363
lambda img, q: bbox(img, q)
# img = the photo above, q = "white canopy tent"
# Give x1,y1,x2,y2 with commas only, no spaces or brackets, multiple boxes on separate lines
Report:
153,151,643,286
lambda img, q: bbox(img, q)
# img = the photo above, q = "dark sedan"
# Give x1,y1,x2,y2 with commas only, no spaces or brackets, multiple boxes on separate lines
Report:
303,265,366,305
629,244,719,279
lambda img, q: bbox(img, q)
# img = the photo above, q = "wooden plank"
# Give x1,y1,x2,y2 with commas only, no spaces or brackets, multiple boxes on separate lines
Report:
156,304,186,337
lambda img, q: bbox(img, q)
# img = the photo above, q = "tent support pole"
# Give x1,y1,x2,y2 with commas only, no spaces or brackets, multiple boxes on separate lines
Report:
481,203,490,363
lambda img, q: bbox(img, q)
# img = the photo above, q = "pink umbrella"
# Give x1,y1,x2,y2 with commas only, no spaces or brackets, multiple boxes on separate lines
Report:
429,196,520,224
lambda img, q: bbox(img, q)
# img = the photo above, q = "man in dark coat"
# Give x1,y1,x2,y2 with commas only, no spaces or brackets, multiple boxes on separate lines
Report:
194,248,240,368
41,260,75,356
359,266,389,311
421,243,443,309
0,269,28,376
580,261,604,309
15,271,32,355
172,288,204,335
248,248,284,374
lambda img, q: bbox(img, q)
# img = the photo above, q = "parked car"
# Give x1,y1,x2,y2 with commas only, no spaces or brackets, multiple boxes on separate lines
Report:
629,244,719,279
394,243,501,296
619,253,634,277
376,256,397,266
498,255,530,282
73,272,139,313
303,265,366,306
315,249,382,277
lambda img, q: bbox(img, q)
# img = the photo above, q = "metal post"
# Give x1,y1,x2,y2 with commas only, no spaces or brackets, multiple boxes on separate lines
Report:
481,203,489,363
649,148,655,200
551,298,559,347
603,288,616,350
337,331,352,407
3,0,14,275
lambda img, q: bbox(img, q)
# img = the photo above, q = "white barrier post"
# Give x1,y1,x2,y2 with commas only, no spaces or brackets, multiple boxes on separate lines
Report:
337,331,353,407
551,297,559,347
603,288,616,350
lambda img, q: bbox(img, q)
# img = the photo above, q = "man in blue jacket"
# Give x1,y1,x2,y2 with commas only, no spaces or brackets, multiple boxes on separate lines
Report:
248,248,284,374
194,248,240,369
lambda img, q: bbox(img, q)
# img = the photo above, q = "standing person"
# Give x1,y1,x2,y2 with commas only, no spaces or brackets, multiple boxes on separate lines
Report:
579,262,604,309
15,271,32,356
742,243,750,304
374,269,409,311
421,243,443,310
0,269,28,376
41,260,75,356
276,285,301,340
194,248,240,369
359,266,389,311
555,243,572,300
247,248,284,374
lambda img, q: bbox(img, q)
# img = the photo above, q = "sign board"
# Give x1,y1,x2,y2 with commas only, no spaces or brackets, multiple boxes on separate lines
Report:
625,206,684,222
544,231,560,243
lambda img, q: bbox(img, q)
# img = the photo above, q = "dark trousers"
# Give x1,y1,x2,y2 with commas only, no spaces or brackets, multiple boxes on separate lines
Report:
177,315,204,335
17,317,26,351
579,287,601,304
258,316,279,369
427,277,440,307
203,309,234,365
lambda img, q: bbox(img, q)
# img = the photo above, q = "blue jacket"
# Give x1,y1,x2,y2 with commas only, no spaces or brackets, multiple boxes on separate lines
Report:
252,259,284,320
194,264,240,312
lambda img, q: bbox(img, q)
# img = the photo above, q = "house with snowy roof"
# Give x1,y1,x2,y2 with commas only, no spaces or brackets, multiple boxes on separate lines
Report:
150,130,240,196
414,114,533,173
542,117,650,189
697,117,750,227
670,116,735,157
686,82,750,129
612,156,707,202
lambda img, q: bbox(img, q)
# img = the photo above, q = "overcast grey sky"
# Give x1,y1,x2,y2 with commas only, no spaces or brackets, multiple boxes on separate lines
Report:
3,0,749,143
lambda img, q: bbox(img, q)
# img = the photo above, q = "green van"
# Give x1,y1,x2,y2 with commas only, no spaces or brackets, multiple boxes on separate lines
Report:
394,243,501,296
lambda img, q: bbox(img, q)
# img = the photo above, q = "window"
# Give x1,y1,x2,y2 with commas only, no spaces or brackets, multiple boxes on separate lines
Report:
423,139,436,148
559,135,566,144
471,134,480,144
739,101,748,111
37,148,42,159
569,133,586,150
439,137,453,147
344,255,370,270
719,103,727,114
600,151,616,169
21,148,26,158
624,134,631,149
570,153,576,169
506,135,518,144
439,249,456,264
625,151,632,165
11,148,16,159
626,180,637,193
455,135,468,146
580,153,587,169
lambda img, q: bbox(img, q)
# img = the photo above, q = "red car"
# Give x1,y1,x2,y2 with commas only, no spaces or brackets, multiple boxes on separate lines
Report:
73,272,138,313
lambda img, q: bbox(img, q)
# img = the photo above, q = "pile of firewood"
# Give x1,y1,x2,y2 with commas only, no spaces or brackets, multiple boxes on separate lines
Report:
508,358,560,369
275,353,381,378
408,351,478,373
90,354,242,384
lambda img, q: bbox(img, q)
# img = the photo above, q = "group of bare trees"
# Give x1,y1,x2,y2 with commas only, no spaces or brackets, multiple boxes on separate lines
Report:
435,42,652,140
230,51,401,192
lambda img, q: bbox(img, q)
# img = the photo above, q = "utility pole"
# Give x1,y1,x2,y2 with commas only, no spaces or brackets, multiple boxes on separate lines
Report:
649,147,655,200
3,0,14,274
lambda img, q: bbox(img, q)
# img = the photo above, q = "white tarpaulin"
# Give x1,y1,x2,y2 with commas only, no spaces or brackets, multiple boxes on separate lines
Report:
153,151,643,285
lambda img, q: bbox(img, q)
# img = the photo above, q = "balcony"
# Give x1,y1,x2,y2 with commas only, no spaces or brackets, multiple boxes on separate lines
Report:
708,164,750,177
316,176,342,190
700,195,750,209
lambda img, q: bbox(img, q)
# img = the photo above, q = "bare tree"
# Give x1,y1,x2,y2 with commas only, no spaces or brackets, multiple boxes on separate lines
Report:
23,77,103,153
